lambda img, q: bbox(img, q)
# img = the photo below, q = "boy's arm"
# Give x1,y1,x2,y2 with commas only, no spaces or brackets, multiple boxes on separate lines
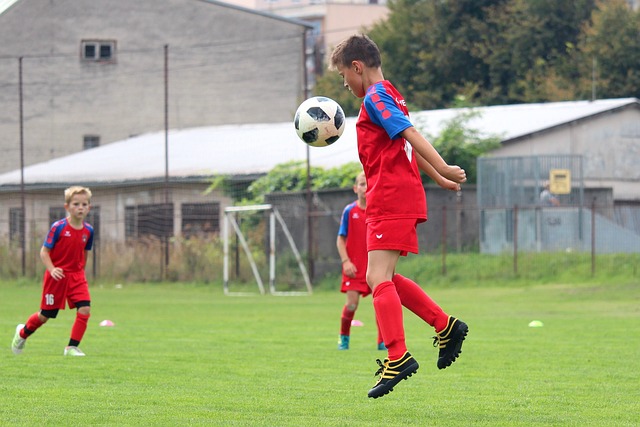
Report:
416,153,460,192
40,246,64,280
401,126,466,184
336,235,357,278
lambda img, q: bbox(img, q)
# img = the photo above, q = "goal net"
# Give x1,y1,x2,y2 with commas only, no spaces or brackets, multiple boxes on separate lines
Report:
222,204,312,296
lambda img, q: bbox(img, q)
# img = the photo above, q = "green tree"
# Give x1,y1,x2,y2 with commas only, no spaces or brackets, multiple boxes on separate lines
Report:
325,0,612,107
317,0,640,107
569,0,640,99
477,0,596,103
365,0,499,107
371,0,506,109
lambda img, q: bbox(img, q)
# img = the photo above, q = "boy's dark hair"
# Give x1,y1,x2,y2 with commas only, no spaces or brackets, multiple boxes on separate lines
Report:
329,34,381,70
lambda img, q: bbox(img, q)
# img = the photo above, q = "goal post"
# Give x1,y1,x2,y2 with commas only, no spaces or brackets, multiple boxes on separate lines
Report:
223,204,312,296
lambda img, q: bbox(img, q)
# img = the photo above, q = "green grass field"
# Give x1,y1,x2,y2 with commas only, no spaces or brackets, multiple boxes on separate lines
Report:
2,279,639,426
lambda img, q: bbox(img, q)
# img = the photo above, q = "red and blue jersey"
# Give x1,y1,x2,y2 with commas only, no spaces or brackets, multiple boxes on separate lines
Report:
43,218,94,272
356,80,427,223
338,201,367,282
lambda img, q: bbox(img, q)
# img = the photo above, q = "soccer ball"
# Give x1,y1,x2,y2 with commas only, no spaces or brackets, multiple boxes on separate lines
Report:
294,96,345,147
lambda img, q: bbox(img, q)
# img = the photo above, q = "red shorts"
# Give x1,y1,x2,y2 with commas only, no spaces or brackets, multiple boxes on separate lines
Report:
340,277,372,297
41,270,91,310
367,218,422,256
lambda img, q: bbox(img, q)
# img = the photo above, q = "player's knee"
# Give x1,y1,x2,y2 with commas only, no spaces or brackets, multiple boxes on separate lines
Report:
76,301,91,316
39,309,58,322
366,273,377,289
346,303,358,312
367,273,390,290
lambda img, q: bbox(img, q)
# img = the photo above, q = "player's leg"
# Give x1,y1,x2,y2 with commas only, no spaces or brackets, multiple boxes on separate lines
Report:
392,274,468,369
392,273,448,331
12,272,62,355
11,311,52,355
338,290,360,350
64,272,91,356
64,302,90,356
367,249,404,358
367,249,418,399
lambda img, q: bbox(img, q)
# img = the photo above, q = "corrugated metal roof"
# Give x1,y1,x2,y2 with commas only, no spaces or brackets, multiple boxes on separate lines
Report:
0,98,637,187
0,0,19,15
413,97,639,141
0,119,361,187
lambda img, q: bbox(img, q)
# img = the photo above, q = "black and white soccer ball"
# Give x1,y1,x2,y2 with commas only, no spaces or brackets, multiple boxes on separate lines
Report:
294,96,345,147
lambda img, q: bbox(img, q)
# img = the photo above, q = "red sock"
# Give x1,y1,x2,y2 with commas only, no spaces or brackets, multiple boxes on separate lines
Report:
23,312,44,338
393,274,449,332
372,281,406,360
340,305,355,336
70,312,90,344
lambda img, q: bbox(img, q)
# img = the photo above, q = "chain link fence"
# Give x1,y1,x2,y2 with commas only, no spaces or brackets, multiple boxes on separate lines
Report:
1,182,638,286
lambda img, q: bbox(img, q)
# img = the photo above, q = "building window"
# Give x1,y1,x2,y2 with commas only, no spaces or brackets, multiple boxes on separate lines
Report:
127,203,174,239
9,207,24,244
83,135,100,150
81,40,116,62
181,202,220,237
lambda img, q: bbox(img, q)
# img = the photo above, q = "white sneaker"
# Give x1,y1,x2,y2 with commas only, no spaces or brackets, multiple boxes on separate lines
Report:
11,324,26,355
63,346,86,356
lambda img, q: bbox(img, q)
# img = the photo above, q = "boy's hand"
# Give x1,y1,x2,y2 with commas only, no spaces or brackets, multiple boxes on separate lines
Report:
442,165,467,184
438,178,461,192
49,267,65,281
342,261,357,278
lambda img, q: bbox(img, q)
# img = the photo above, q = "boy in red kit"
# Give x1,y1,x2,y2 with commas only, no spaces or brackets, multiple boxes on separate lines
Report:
330,35,469,398
336,171,384,351
11,186,95,357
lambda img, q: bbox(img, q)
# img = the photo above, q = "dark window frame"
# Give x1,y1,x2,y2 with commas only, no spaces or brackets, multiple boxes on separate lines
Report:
83,135,100,150
135,203,174,239
81,39,117,63
181,202,220,238
9,207,24,244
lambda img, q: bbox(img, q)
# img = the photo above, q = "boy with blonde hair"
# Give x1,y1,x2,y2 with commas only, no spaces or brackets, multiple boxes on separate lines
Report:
12,186,95,356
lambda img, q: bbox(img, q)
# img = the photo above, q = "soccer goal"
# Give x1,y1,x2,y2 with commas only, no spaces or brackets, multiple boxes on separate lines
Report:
223,204,312,296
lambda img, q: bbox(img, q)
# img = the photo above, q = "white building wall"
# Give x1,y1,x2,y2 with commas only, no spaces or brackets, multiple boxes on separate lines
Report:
0,0,309,174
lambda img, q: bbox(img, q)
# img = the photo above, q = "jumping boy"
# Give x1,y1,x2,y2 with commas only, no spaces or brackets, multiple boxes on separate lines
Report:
336,171,384,351
11,186,95,357
329,34,469,398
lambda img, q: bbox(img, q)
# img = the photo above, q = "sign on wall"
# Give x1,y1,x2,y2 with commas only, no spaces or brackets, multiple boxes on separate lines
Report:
550,169,571,194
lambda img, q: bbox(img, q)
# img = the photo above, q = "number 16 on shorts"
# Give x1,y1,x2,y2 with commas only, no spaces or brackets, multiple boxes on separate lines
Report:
45,293,55,306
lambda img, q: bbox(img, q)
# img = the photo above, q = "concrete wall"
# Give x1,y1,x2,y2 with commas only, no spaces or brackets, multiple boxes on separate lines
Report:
0,0,309,173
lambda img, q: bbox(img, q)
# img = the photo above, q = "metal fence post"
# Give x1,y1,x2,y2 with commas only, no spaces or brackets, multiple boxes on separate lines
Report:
442,205,447,276
513,204,519,275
